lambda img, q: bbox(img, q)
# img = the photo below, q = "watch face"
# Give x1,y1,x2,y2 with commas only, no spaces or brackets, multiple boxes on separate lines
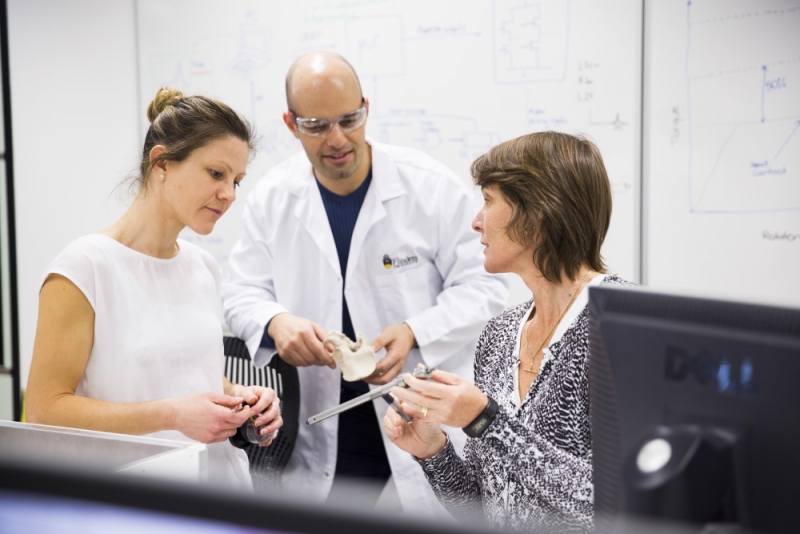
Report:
474,418,489,432
464,397,498,438
465,414,491,438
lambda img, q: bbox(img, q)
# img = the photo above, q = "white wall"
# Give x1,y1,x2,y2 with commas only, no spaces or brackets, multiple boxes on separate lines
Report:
8,0,139,392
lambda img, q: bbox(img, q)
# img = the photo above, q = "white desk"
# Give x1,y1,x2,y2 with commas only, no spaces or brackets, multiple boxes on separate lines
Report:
0,420,206,483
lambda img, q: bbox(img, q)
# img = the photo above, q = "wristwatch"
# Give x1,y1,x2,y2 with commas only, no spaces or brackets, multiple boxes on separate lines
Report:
462,396,498,438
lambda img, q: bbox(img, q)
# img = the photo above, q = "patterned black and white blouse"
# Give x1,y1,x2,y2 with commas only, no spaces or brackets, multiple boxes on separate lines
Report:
417,274,632,532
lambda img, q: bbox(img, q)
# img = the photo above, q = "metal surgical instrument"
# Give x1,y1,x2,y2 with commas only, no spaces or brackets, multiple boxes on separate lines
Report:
307,366,435,425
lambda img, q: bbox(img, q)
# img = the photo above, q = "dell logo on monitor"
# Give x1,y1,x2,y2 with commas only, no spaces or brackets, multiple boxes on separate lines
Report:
664,346,756,395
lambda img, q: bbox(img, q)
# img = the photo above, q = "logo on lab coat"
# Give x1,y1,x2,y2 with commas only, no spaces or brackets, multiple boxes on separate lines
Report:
382,254,418,269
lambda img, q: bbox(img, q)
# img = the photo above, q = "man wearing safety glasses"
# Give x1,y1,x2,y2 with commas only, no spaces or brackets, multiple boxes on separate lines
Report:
222,51,508,518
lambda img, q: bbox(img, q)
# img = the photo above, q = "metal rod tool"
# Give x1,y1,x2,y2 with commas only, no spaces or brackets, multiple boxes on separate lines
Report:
307,366,435,425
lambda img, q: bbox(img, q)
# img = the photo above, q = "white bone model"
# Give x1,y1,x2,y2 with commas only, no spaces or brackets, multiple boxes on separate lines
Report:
323,330,377,381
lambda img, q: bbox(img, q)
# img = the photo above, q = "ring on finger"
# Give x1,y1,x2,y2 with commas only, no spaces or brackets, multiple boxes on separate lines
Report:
420,405,428,418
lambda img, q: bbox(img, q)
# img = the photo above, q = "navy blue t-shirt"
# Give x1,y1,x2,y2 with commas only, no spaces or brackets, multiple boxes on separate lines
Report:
317,170,372,370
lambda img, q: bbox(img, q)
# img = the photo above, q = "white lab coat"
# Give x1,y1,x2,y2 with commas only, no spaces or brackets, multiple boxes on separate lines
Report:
221,140,508,518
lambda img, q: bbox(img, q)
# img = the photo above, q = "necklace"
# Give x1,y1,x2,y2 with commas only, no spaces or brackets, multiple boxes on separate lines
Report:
522,270,593,374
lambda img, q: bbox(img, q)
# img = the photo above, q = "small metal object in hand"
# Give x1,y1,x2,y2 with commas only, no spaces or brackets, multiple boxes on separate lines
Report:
382,393,412,423
307,366,435,425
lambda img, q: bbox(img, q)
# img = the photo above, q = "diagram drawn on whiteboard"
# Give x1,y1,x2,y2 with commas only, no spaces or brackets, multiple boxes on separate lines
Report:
493,0,570,83
370,110,501,163
687,2,800,213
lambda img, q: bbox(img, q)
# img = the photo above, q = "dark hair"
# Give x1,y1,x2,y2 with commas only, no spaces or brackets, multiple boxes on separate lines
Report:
132,87,256,193
471,131,612,282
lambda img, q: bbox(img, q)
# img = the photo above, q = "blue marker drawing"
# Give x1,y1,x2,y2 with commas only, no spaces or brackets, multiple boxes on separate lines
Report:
493,0,570,84
588,110,630,131
774,120,800,159
685,2,800,214
370,110,501,163
346,16,404,78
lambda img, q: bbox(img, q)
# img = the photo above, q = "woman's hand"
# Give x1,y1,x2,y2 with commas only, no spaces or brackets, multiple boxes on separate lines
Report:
171,391,252,444
383,366,489,459
391,368,489,429
382,399,447,460
227,383,284,447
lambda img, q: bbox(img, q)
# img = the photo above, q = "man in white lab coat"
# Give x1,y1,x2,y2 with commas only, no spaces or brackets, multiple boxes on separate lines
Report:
221,51,508,518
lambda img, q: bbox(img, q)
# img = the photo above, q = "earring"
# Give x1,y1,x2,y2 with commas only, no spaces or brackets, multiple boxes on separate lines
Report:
160,174,164,180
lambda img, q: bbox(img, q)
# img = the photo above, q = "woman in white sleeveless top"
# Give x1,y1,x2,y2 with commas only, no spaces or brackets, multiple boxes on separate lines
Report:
26,87,282,490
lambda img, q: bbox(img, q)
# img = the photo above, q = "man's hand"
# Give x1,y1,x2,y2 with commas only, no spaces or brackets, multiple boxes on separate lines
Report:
364,323,417,385
268,313,336,368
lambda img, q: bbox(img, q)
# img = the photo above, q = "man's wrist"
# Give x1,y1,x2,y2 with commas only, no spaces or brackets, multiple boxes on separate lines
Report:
261,320,276,349
402,321,418,348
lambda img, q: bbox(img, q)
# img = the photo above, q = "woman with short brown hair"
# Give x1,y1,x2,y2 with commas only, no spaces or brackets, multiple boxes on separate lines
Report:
385,131,631,532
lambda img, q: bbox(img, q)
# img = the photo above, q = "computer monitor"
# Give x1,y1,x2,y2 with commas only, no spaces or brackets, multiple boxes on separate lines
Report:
588,285,800,534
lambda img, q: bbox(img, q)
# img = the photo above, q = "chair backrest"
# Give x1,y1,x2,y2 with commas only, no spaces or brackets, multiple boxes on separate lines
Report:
223,336,299,493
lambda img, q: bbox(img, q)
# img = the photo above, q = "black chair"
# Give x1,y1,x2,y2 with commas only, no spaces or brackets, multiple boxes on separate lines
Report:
223,336,299,494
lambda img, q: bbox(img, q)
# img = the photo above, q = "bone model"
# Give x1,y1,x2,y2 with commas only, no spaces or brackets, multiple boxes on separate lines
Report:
323,331,377,381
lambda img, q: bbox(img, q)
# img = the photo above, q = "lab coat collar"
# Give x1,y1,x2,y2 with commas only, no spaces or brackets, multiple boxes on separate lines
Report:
367,138,405,202
348,140,401,277
288,161,339,276
285,139,407,279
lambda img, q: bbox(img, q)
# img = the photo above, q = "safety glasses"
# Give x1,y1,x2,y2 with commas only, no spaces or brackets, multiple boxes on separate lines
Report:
289,99,367,137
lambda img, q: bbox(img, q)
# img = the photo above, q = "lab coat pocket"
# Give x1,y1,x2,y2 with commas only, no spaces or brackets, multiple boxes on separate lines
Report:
375,263,441,323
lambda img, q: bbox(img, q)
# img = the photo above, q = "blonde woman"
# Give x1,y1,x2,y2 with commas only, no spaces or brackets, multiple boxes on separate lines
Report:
27,88,282,489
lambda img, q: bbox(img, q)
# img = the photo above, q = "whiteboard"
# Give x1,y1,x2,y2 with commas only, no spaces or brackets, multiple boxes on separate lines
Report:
136,0,642,303
644,0,800,306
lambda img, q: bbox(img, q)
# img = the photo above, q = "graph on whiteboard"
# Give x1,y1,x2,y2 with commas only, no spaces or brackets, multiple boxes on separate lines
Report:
686,2,800,214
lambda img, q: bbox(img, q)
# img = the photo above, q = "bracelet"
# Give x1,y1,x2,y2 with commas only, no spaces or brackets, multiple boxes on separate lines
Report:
462,396,498,438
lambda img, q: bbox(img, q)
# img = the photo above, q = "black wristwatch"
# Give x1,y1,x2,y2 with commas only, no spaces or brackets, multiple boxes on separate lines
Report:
462,396,498,438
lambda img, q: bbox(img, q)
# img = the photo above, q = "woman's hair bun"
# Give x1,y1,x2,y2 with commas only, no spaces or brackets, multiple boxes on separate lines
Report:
146,87,186,123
